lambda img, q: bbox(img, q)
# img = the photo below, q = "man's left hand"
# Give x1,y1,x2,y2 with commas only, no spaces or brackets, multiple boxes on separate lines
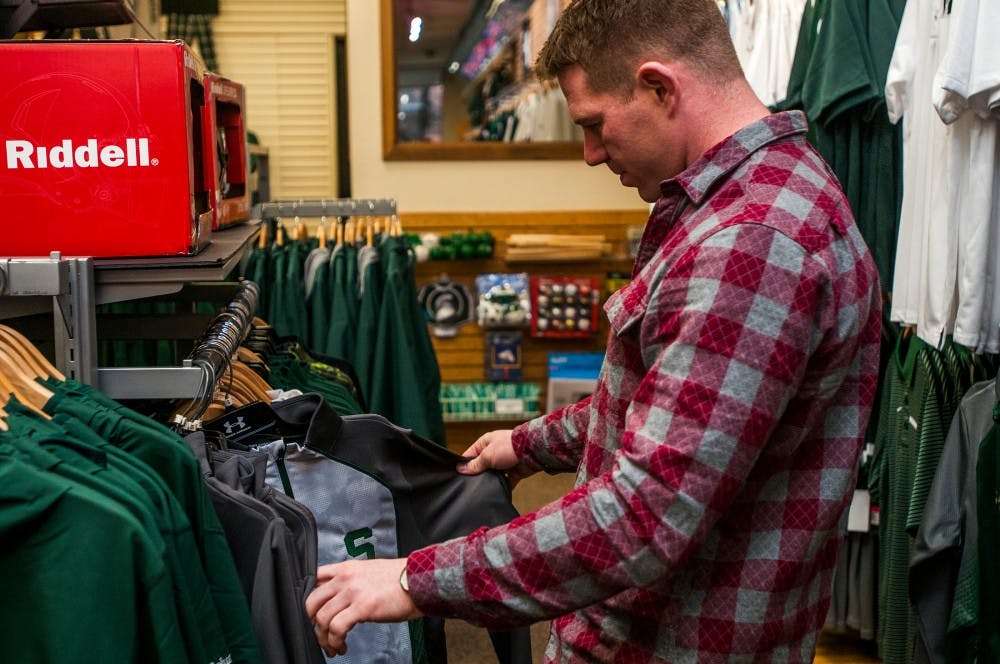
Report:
306,558,424,658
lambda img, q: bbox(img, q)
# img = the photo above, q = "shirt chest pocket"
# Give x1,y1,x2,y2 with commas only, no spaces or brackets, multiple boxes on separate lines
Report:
604,281,647,341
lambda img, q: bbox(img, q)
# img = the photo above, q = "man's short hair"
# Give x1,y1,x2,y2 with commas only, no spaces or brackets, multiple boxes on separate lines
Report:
536,0,743,94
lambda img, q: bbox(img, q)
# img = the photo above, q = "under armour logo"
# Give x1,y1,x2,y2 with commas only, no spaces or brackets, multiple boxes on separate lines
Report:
223,417,247,436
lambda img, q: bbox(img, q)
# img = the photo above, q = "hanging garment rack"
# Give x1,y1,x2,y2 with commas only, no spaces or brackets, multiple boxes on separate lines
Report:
0,223,261,401
0,0,146,40
177,280,260,426
97,280,260,409
251,198,397,220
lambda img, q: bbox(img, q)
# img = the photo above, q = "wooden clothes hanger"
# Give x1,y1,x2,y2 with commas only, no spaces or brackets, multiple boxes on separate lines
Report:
236,346,267,368
232,361,273,397
0,348,53,418
0,369,19,411
0,324,65,381
317,219,328,249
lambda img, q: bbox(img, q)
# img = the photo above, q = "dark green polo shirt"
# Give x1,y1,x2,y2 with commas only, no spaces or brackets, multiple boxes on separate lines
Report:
41,380,262,664
0,454,187,662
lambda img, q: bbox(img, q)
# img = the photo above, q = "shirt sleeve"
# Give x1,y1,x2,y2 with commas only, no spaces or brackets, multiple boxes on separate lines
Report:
884,0,917,124
406,223,835,629
510,395,593,474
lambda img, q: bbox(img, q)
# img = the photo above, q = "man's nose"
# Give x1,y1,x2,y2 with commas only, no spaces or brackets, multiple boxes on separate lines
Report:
583,139,608,167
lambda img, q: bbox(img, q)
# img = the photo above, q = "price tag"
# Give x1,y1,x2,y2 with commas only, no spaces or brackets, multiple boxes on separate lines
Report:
494,398,525,416
847,489,871,533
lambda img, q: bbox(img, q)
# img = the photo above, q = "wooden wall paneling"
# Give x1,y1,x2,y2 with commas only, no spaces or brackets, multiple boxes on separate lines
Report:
408,210,647,450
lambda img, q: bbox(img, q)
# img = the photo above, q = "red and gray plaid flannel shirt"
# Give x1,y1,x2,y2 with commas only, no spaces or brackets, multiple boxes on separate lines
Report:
407,111,882,662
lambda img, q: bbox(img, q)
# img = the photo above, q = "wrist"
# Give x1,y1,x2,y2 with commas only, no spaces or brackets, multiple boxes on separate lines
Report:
399,565,409,593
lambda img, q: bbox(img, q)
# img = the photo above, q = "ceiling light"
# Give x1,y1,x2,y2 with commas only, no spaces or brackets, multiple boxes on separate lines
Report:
408,17,423,42
448,61,460,74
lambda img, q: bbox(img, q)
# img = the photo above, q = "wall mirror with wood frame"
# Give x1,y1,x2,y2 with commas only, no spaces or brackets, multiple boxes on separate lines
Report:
381,0,582,161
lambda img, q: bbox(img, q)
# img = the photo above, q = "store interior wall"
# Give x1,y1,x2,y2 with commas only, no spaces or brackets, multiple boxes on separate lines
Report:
154,0,647,213
210,0,345,201
345,0,646,214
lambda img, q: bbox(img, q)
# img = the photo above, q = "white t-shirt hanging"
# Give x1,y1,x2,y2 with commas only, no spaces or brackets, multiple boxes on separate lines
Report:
730,0,806,107
933,0,1000,121
885,0,953,348
933,0,1000,352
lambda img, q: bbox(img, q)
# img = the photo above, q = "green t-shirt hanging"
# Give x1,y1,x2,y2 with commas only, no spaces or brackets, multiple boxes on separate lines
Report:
1,405,232,664
0,455,188,662
41,380,262,664
798,0,904,292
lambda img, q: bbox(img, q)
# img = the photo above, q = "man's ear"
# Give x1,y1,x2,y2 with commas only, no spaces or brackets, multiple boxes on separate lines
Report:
636,61,678,110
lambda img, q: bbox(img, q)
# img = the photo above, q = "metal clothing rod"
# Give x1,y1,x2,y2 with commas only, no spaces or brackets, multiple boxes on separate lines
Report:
181,279,260,425
252,198,397,220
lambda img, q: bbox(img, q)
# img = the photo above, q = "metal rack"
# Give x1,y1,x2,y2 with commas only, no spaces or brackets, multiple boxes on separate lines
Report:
0,0,144,39
251,198,398,220
0,222,261,400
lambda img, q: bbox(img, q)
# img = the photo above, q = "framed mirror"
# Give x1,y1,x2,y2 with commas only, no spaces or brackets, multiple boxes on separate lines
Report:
380,0,582,161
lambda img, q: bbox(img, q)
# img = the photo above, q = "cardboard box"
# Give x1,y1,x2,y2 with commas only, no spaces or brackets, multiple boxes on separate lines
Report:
203,73,250,229
546,352,603,413
0,40,212,257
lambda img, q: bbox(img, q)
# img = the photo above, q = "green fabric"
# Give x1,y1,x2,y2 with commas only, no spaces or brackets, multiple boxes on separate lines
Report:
97,300,179,368
266,352,363,416
871,337,985,664
283,242,310,339
796,0,904,293
369,238,445,444
41,380,262,664
355,245,382,407
978,416,1000,662
872,335,923,664
307,248,332,352
1,403,231,664
774,0,825,144
0,454,187,662
268,245,290,334
246,246,272,323
905,348,951,536
325,243,359,365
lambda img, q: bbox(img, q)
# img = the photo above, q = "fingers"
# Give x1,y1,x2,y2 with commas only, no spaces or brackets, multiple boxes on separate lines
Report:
316,562,340,583
459,431,493,459
307,558,422,657
457,453,490,475
318,605,360,658
457,432,495,475
305,573,340,620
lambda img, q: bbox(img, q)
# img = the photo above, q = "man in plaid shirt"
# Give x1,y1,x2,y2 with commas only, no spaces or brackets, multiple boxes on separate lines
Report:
306,0,882,660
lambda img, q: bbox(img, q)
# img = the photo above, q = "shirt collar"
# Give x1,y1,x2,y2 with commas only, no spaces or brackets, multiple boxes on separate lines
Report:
662,110,809,205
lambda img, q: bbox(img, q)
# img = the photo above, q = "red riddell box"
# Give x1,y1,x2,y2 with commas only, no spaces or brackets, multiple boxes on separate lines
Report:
0,40,213,258
203,73,250,230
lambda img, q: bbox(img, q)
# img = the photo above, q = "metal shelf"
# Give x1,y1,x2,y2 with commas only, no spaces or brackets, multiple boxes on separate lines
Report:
0,222,261,396
93,221,261,305
252,198,397,220
1,0,136,38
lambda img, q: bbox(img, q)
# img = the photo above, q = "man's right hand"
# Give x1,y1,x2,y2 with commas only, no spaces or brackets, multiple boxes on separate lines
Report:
457,429,540,489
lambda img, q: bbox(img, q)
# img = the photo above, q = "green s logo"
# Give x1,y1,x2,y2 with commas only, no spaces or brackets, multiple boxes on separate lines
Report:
344,527,376,560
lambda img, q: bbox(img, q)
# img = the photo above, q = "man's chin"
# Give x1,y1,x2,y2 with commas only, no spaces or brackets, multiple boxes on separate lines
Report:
638,188,659,203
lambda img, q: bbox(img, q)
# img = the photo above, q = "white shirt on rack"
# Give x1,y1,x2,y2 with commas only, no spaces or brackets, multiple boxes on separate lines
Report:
933,0,1000,353
729,0,806,107
885,0,953,348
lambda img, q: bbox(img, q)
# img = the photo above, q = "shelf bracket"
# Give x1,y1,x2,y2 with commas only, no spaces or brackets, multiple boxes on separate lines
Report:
53,257,98,387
